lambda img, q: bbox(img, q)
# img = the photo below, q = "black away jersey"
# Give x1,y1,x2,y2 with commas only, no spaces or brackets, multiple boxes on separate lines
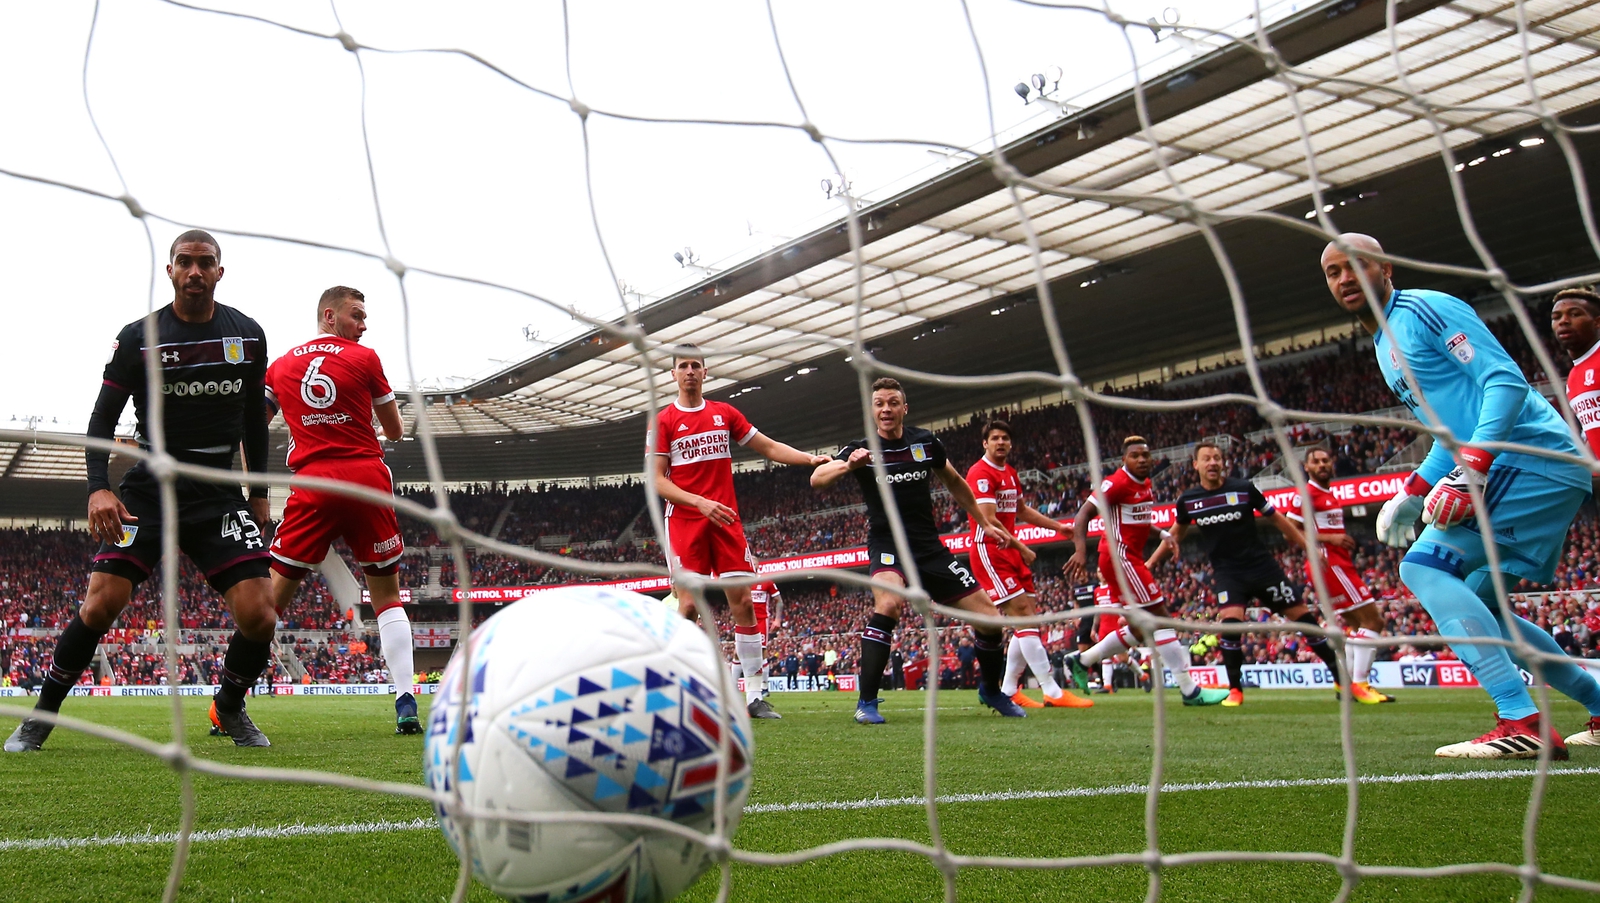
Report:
837,427,949,552
1174,476,1277,573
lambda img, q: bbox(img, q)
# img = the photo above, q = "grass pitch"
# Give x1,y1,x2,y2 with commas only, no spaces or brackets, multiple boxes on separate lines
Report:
2,689,1598,902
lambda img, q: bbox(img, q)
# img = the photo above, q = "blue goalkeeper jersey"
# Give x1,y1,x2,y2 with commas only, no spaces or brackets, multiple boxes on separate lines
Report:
1374,288,1589,491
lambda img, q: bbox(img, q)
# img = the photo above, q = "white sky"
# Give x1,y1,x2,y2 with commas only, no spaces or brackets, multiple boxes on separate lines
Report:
0,0,1294,432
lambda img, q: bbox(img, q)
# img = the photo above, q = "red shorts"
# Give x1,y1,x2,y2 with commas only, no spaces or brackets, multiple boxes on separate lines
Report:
667,515,757,578
1098,555,1164,608
972,542,1034,604
752,600,769,641
271,458,403,571
1090,585,1128,641
1307,561,1375,612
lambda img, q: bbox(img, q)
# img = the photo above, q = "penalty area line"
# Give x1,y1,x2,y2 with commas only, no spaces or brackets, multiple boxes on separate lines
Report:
3,767,1597,851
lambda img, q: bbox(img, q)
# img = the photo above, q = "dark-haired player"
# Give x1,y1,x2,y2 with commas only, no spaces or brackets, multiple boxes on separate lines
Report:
264,286,418,734
1160,442,1343,707
1551,286,1600,747
1284,447,1394,704
653,347,830,721
965,419,1092,708
1065,437,1230,706
812,377,1029,723
6,231,277,751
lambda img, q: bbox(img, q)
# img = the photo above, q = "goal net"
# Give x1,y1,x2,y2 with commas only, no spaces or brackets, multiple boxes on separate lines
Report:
3,1,1600,901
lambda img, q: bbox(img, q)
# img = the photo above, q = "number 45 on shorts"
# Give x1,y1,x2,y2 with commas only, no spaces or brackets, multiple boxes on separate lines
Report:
222,510,266,550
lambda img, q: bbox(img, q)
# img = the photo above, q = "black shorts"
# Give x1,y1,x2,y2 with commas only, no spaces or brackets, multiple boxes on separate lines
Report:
93,486,272,594
1213,563,1300,613
867,538,980,606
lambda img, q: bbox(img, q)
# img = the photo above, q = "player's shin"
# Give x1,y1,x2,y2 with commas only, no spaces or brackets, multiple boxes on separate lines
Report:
214,632,273,714
1294,613,1344,679
733,626,764,704
1349,627,1380,685
858,613,896,701
972,629,1006,695
1152,629,1196,695
1001,633,1028,696
1081,624,1132,667
1500,610,1600,716
1219,619,1246,691
1400,561,1537,719
1016,629,1063,697
35,615,107,714
376,605,415,696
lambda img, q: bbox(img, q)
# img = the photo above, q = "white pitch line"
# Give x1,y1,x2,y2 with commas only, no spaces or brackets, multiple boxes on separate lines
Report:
3,767,1597,851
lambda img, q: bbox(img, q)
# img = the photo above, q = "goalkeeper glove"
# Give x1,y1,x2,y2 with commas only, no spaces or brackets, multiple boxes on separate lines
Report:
1376,472,1430,548
1422,447,1494,528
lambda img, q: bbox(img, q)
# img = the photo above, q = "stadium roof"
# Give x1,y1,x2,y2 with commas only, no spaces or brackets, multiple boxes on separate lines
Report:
7,0,1600,513
407,0,1600,437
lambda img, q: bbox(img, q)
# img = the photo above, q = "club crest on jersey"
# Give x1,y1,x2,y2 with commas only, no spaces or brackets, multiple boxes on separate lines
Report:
880,553,895,565
712,414,724,426
115,525,138,548
911,444,927,462
222,337,245,364
1446,332,1474,363
1226,492,1239,505
1588,370,1596,387
1388,347,1399,368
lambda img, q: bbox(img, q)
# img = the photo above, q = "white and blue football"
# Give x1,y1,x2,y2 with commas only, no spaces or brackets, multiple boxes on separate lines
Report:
424,586,753,902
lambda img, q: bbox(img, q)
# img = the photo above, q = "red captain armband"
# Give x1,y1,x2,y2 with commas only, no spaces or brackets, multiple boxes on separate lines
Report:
1402,472,1433,496
1457,445,1494,474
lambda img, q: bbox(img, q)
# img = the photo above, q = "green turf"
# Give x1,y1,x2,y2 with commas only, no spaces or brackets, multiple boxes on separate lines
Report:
2,689,1598,901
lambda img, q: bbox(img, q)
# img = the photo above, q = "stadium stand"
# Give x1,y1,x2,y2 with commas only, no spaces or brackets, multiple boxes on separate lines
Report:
4,310,1595,688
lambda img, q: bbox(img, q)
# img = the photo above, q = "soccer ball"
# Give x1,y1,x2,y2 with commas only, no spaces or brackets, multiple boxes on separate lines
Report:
424,586,754,902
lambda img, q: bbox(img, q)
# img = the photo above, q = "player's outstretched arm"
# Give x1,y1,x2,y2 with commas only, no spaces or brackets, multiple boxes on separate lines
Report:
651,455,736,525
1064,496,1098,584
939,462,1013,547
1017,503,1068,536
375,399,404,441
1269,511,1308,548
745,432,831,467
811,447,865,489
1146,530,1177,569
85,377,136,545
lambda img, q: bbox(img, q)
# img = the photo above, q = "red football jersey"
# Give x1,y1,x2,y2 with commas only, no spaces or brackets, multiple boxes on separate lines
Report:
654,400,757,519
750,581,778,611
966,456,1020,545
1567,340,1600,457
1097,467,1155,569
1286,480,1354,569
265,336,395,470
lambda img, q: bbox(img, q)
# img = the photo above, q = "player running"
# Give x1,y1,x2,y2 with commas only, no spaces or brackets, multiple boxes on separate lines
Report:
1325,234,1600,757
811,377,1029,723
653,347,831,721
965,419,1091,708
1284,447,1395,704
7,231,277,751
1064,437,1230,707
263,286,419,735
1159,442,1344,706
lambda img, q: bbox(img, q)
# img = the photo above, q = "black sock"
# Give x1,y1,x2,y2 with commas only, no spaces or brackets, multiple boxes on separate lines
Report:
1295,613,1343,682
36,615,108,714
1220,618,1245,691
858,614,896,702
973,630,1005,695
214,632,271,713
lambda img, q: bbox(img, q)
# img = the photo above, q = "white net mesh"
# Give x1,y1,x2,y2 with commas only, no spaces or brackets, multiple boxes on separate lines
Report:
4,1,1600,900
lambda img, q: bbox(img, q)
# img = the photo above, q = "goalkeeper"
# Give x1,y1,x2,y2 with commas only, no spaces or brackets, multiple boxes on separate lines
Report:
1321,233,1600,759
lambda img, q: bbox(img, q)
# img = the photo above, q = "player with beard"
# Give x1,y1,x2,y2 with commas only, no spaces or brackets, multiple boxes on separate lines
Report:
1324,233,1600,757
1284,448,1394,704
7,231,277,751
1161,442,1343,707
653,347,830,721
1064,437,1230,706
812,378,1028,723
965,420,1092,708
264,286,419,734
